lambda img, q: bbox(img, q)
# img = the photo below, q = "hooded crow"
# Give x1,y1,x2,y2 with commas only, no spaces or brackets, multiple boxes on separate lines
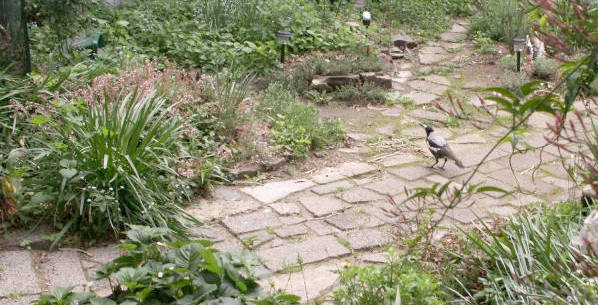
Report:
420,123,464,169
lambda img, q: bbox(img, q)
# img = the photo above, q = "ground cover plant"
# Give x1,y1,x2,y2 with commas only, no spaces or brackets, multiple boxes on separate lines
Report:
34,225,301,305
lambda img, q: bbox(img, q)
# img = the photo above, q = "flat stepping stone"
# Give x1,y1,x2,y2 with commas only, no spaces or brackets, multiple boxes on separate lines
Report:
378,153,420,167
397,70,413,78
0,251,41,296
305,220,339,236
424,75,451,86
488,206,519,217
239,231,275,249
404,91,439,105
445,208,484,224
213,186,244,201
376,125,395,136
407,80,448,95
270,202,301,216
186,200,260,221
256,236,350,271
300,195,349,217
453,144,510,167
365,175,409,196
440,31,467,42
190,226,228,242
469,95,496,108
310,180,353,195
528,112,553,129
259,264,340,301
360,252,388,263
382,107,403,117
409,109,448,122
326,211,384,230
310,162,377,184
39,250,87,292
337,229,393,250
420,46,446,54
275,224,309,238
213,239,243,252
450,23,468,33
390,166,433,181
419,53,450,65
453,134,486,144
221,210,281,234
280,216,306,225
241,179,315,203
337,187,384,203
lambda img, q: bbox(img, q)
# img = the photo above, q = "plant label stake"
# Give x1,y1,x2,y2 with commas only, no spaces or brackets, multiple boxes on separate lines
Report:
276,30,291,65
513,38,525,72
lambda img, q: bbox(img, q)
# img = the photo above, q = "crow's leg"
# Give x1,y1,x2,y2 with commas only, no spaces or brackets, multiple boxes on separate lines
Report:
440,158,448,169
429,156,439,168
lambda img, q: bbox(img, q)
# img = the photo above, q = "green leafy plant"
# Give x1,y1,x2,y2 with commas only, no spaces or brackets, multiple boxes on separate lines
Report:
333,248,446,305
499,54,518,71
469,0,531,44
533,57,559,80
456,203,598,305
35,225,301,305
25,89,197,245
473,31,495,54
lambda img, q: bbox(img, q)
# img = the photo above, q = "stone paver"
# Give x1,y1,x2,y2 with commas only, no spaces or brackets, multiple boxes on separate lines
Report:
221,210,281,234
365,175,409,196
3,295,39,305
257,236,350,271
311,180,353,195
390,166,433,181
337,229,393,250
300,196,349,217
326,211,384,230
260,264,340,302
275,224,309,238
239,231,275,249
337,187,384,203
407,80,448,95
404,91,439,105
305,220,339,236
409,109,448,122
241,179,315,203
39,250,87,291
425,74,451,86
378,153,420,167
280,216,306,225
214,186,244,201
270,202,301,216
382,107,403,117
360,252,388,263
0,251,41,296
441,31,467,42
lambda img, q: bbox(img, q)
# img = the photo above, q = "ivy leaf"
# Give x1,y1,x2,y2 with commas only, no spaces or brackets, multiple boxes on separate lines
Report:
59,168,78,179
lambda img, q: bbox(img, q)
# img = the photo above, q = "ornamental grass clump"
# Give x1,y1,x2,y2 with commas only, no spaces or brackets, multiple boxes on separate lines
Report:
27,90,197,246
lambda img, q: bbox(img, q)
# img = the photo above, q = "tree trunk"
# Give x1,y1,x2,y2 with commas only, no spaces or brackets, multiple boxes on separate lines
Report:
0,0,31,73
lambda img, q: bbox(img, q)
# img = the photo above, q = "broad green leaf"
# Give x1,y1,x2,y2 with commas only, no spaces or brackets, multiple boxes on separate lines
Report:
59,168,78,179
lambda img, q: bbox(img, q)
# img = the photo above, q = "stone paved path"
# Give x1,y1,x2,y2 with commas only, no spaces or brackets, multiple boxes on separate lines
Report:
1,20,594,305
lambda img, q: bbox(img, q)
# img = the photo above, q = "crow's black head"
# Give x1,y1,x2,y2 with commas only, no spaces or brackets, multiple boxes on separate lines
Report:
419,123,434,135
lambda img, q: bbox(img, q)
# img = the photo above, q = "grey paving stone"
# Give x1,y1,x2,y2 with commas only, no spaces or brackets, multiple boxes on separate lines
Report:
326,211,384,230
311,180,353,195
379,153,420,167
397,70,413,78
419,53,449,65
213,240,244,252
453,144,510,167
488,206,519,217
213,186,244,201
40,250,87,292
382,107,403,117
280,216,306,225
528,112,553,129
337,187,384,204
424,75,451,86
360,252,388,263
337,229,394,250
441,31,466,42
390,166,433,181
409,109,448,122
419,46,446,54
337,162,377,177
275,224,309,238
362,203,399,224
0,251,41,296
259,264,340,301
311,167,346,184
404,91,439,105
469,95,496,107
376,125,396,136
453,134,486,144
190,225,227,242
300,196,349,217
542,176,576,189
445,208,483,224
270,202,301,216
80,245,121,267
407,80,448,95
186,199,260,221
305,220,338,236
2,295,39,305
256,236,350,271
450,23,467,33
510,195,542,207
239,231,275,249
221,210,281,234
364,176,408,196
241,179,315,203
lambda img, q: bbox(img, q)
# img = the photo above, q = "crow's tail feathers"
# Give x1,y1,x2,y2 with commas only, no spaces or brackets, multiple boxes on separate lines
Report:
455,159,464,168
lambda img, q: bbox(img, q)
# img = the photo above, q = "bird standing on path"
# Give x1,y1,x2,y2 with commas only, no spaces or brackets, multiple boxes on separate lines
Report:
420,123,464,169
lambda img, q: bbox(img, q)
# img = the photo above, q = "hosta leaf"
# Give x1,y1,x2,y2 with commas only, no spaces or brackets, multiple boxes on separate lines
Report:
90,298,117,305
59,168,78,179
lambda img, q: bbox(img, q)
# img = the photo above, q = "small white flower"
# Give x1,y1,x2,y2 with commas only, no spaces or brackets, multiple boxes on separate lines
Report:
184,276,190,280
87,198,92,202
120,284,128,291
120,185,125,189
109,187,114,191
169,266,174,271
158,272,163,278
